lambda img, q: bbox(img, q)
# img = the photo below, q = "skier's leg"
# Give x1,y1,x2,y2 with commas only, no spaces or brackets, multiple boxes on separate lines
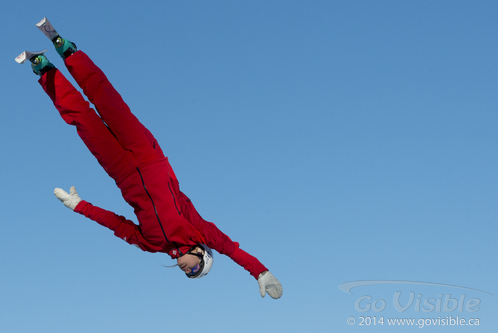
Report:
39,68,135,182
64,50,164,165
35,17,163,166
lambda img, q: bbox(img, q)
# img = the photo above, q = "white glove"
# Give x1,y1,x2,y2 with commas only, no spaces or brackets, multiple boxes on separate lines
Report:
258,271,283,299
54,186,82,211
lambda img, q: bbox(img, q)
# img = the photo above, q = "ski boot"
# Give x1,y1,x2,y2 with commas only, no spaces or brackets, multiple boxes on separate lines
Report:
36,17,77,60
14,49,55,76
53,36,77,59
30,54,55,76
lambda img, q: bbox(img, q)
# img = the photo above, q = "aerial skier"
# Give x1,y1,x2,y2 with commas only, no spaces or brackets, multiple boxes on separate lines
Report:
16,17,282,299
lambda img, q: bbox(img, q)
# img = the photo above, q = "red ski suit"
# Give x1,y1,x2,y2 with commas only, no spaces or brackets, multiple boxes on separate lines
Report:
40,51,267,279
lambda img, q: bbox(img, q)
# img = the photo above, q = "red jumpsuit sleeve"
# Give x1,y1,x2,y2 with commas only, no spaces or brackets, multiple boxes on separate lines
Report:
179,193,268,279
74,200,153,252
228,245,269,280
195,219,268,279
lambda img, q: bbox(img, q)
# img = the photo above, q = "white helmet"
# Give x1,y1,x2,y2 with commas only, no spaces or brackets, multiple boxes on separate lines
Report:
185,244,213,279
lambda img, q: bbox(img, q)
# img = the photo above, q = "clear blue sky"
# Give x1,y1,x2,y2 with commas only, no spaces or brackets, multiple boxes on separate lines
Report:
2,1,497,332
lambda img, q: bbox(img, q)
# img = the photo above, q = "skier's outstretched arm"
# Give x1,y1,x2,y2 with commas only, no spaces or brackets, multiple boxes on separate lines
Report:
232,247,283,299
54,187,153,251
193,218,283,299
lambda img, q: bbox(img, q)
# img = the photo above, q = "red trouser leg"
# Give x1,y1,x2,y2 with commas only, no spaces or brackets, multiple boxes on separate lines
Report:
63,51,164,166
39,69,135,181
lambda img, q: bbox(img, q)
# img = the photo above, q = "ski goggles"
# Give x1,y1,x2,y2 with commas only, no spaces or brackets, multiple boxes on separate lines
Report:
185,251,204,277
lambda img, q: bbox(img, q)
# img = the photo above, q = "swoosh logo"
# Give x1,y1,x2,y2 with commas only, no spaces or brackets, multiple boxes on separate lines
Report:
338,280,492,295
